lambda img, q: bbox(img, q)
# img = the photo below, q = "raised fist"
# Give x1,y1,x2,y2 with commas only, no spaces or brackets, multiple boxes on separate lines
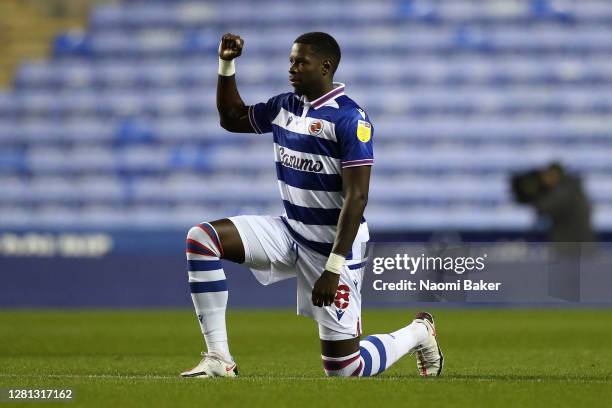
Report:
219,33,244,61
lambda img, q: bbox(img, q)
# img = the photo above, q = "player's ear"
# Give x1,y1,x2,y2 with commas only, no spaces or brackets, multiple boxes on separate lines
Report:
322,59,333,77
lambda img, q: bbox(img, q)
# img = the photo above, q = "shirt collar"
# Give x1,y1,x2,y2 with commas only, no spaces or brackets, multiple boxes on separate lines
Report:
301,82,345,110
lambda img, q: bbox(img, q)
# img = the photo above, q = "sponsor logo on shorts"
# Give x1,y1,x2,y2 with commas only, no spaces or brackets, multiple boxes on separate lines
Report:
334,284,350,321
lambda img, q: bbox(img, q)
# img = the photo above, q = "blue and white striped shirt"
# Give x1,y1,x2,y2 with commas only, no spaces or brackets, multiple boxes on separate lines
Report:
248,83,374,258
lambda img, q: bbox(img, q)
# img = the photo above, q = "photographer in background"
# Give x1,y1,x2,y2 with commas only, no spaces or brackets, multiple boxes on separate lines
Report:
512,162,595,243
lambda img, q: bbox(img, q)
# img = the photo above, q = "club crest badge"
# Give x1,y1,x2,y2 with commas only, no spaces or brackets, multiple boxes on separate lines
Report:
309,120,323,136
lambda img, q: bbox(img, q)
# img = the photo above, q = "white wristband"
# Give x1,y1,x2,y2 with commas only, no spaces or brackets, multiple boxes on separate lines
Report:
325,253,346,275
218,58,235,76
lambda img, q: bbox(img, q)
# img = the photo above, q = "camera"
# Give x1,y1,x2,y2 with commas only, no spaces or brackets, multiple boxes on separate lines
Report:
511,169,545,204
511,163,565,205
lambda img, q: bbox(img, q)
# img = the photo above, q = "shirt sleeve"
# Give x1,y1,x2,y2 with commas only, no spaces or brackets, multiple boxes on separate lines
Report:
248,93,287,134
337,108,374,168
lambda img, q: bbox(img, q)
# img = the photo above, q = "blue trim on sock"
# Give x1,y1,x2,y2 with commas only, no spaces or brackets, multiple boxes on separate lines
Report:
347,260,367,270
189,280,227,293
188,259,222,271
359,346,373,377
365,336,387,374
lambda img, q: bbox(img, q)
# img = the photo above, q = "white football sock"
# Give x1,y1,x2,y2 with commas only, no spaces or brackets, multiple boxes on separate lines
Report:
358,322,427,376
186,223,232,362
320,321,428,377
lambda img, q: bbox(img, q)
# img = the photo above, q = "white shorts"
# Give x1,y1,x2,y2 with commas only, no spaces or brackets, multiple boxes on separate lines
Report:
229,215,369,339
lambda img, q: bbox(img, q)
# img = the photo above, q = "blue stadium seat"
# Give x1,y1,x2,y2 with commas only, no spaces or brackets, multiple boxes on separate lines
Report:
0,92,16,118
53,31,92,57
0,150,26,172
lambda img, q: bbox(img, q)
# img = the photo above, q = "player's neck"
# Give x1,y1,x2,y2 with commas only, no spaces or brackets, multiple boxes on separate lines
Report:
305,82,334,102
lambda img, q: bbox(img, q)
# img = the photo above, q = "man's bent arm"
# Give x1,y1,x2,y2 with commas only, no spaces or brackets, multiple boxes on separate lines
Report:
216,33,256,133
217,74,254,132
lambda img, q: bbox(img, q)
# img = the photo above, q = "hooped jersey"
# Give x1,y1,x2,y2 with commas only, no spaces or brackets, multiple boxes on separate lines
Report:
247,82,374,257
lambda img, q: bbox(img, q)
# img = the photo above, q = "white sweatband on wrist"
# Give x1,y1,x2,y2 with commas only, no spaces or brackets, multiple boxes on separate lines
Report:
325,253,346,275
218,58,235,76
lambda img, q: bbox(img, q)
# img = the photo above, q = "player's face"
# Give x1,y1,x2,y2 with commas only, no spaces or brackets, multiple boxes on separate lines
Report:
288,43,323,95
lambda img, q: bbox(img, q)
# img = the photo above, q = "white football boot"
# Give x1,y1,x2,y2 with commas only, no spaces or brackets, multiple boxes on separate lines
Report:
413,311,444,377
180,352,238,378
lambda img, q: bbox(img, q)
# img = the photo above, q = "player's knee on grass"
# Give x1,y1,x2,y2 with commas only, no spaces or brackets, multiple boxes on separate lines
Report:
319,324,363,377
322,351,362,377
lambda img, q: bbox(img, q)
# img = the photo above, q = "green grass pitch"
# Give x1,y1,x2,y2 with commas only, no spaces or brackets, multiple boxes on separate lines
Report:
1,309,611,407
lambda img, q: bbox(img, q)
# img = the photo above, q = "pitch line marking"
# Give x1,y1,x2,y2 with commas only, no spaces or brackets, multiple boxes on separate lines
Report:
0,374,609,383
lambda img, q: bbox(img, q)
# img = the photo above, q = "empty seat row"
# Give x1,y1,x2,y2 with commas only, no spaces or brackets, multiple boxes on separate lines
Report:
4,203,612,230
8,174,612,205
16,57,612,90
52,26,612,58
1,145,610,174
3,86,612,118
88,1,612,30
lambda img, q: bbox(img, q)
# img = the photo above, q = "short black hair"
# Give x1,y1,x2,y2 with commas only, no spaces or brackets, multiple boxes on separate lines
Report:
294,32,341,75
